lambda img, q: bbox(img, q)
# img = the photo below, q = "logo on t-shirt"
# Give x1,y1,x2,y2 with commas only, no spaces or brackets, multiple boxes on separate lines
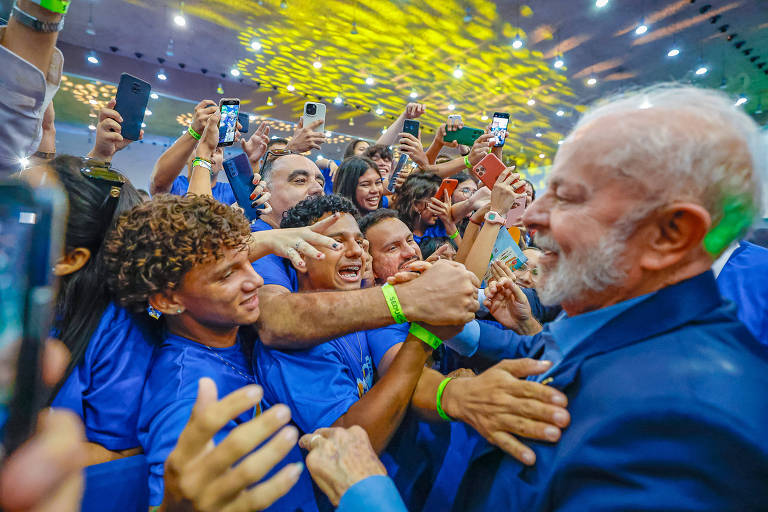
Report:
357,355,374,398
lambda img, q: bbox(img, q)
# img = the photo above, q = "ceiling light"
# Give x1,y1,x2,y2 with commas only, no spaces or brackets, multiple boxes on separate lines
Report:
381,128,387,134
173,14,186,27
267,96,274,106
554,57,564,69
695,65,709,76
539,153,546,159
527,98,536,106
556,110,564,117
409,91,418,98
313,60,322,69
375,107,384,115
87,52,99,64
350,21,358,35
595,0,608,7
150,92,159,99
334,95,343,105
448,104,456,111
157,69,168,81
251,40,262,51
463,7,472,23
667,48,680,57
635,23,648,35
453,65,463,78
217,83,224,94
365,76,374,86
286,83,295,91
88,124,96,131
734,96,748,107
535,132,543,138
324,131,332,138
481,114,489,121
586,77,598,86
145,109,152,116
230,68,241,77
512,35,524,49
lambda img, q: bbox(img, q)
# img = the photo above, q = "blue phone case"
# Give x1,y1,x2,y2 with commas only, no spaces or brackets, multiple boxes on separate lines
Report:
223,154,264,221
114,73,151,141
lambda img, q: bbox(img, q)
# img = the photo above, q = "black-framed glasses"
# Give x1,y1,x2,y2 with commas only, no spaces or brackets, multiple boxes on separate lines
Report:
79,158,127,212
258,149,299,176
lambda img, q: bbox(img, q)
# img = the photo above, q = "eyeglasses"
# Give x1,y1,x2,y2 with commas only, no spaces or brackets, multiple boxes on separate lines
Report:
79,158,127,213
258,149,299,176
458,187,475,196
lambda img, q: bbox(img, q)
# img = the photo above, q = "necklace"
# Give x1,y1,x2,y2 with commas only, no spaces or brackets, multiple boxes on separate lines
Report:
340,332,364,365
204,344,256,384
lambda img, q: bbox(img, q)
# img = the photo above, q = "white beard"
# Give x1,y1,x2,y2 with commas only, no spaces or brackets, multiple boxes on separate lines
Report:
535,231,630,307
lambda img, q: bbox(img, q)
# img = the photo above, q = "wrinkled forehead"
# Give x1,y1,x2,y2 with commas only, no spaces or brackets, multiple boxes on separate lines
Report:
366,217,413,249
271,154,323,180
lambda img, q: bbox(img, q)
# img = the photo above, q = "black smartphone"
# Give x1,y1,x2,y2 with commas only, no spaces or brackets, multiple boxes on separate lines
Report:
223,154,264,221
114,73,151,141
0,179,66,456
218,98,241,147
237,112,250,134
387,154,409,193
491,112,510,148
403,119,420,137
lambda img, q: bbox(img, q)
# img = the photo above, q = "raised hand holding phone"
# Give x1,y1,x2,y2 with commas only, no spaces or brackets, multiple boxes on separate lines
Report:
88,99,141,162
217,99,241,147
288,118,326,153
114,73,151,141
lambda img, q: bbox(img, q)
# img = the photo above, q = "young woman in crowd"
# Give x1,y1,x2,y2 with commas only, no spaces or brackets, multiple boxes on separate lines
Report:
394,172,459,244
344,138,370,159
333,156,384,214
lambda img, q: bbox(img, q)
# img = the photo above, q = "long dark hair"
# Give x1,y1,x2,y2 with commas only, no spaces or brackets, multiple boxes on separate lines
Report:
333,156,380,212
344,139,368,159
51,156,143,375
394,172,441,231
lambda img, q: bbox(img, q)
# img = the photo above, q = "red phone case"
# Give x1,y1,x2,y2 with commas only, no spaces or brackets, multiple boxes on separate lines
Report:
472,154,506,190
434,179,459,200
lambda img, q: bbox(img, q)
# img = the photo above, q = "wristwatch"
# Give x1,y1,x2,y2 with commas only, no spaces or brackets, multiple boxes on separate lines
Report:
11,3,65,32
484,210,506,225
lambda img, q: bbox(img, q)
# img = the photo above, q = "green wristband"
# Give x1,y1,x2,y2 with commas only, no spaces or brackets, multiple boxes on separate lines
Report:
464,155,472,170
409,323,443,349
436,377,455,422
188,125,202,141
381,283,407,324
29,0,71,14
449,229,459,240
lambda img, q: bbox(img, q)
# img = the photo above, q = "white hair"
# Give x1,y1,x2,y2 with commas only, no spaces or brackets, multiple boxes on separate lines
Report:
566,84,765,232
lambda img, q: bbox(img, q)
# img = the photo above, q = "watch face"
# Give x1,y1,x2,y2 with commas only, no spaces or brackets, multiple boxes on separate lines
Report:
487,213,496,220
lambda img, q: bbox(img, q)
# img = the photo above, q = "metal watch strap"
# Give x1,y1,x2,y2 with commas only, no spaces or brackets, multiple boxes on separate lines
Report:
11,3,65,32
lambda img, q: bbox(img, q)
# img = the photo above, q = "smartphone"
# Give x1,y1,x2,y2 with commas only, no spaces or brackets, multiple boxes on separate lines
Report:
0,180,66,456
472,153,506,190
490,112,510,148
434,178,459,200
302,101,326,134
387,154,409,193
223,154,265,222
217,99,240,147
403,119,420,137
114,73,151,141
237,112,250,134
443,126,484,146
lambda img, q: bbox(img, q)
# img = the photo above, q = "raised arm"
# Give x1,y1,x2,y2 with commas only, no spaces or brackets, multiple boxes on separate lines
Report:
150,100,217,195
187,111,220,197
422,132,494,178
376,103,425,147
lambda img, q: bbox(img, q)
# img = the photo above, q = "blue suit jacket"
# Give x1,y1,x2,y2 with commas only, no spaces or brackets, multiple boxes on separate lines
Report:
453,272,768,511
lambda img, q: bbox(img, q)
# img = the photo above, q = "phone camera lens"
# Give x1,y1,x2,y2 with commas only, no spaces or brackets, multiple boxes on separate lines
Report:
306,104,317,115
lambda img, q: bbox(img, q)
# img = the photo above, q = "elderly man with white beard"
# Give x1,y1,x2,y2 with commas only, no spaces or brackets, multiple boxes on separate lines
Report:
299,85,768,512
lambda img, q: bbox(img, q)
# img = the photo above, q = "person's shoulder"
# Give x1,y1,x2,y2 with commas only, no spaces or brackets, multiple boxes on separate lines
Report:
87,302,157,357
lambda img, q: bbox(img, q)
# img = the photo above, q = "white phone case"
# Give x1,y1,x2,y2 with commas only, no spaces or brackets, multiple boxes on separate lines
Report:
302,102,326,134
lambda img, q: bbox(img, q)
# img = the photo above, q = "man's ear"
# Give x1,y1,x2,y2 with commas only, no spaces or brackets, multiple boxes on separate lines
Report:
149,291,186,315
53,248,91,276
639,202,711,271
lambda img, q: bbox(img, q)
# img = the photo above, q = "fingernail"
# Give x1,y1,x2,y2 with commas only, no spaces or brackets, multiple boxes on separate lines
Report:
316,253,323,259
250,192,257,200
290,462,304,476
551,394,567,406
553,411,569,424
247,386,261,399
539,360,552,368
522,451,535,465
275,405,291,421
545,426,560,441
283,426,299,441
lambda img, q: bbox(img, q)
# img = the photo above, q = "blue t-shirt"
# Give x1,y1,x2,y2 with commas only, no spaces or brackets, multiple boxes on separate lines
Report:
413,223,447,245
251,218,299,292
138,332,318,510
366,323,409,369
254,330,400,434
169,174,236,206
717,241,768,344
52,302,157,451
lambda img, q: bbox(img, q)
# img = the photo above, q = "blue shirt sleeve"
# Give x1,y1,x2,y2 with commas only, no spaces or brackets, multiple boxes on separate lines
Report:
252,254,298,291
476,319,536,361
337,475,407,512
255,343,360,433
365,324,409,368
169,175,189,196
212,181,236,206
